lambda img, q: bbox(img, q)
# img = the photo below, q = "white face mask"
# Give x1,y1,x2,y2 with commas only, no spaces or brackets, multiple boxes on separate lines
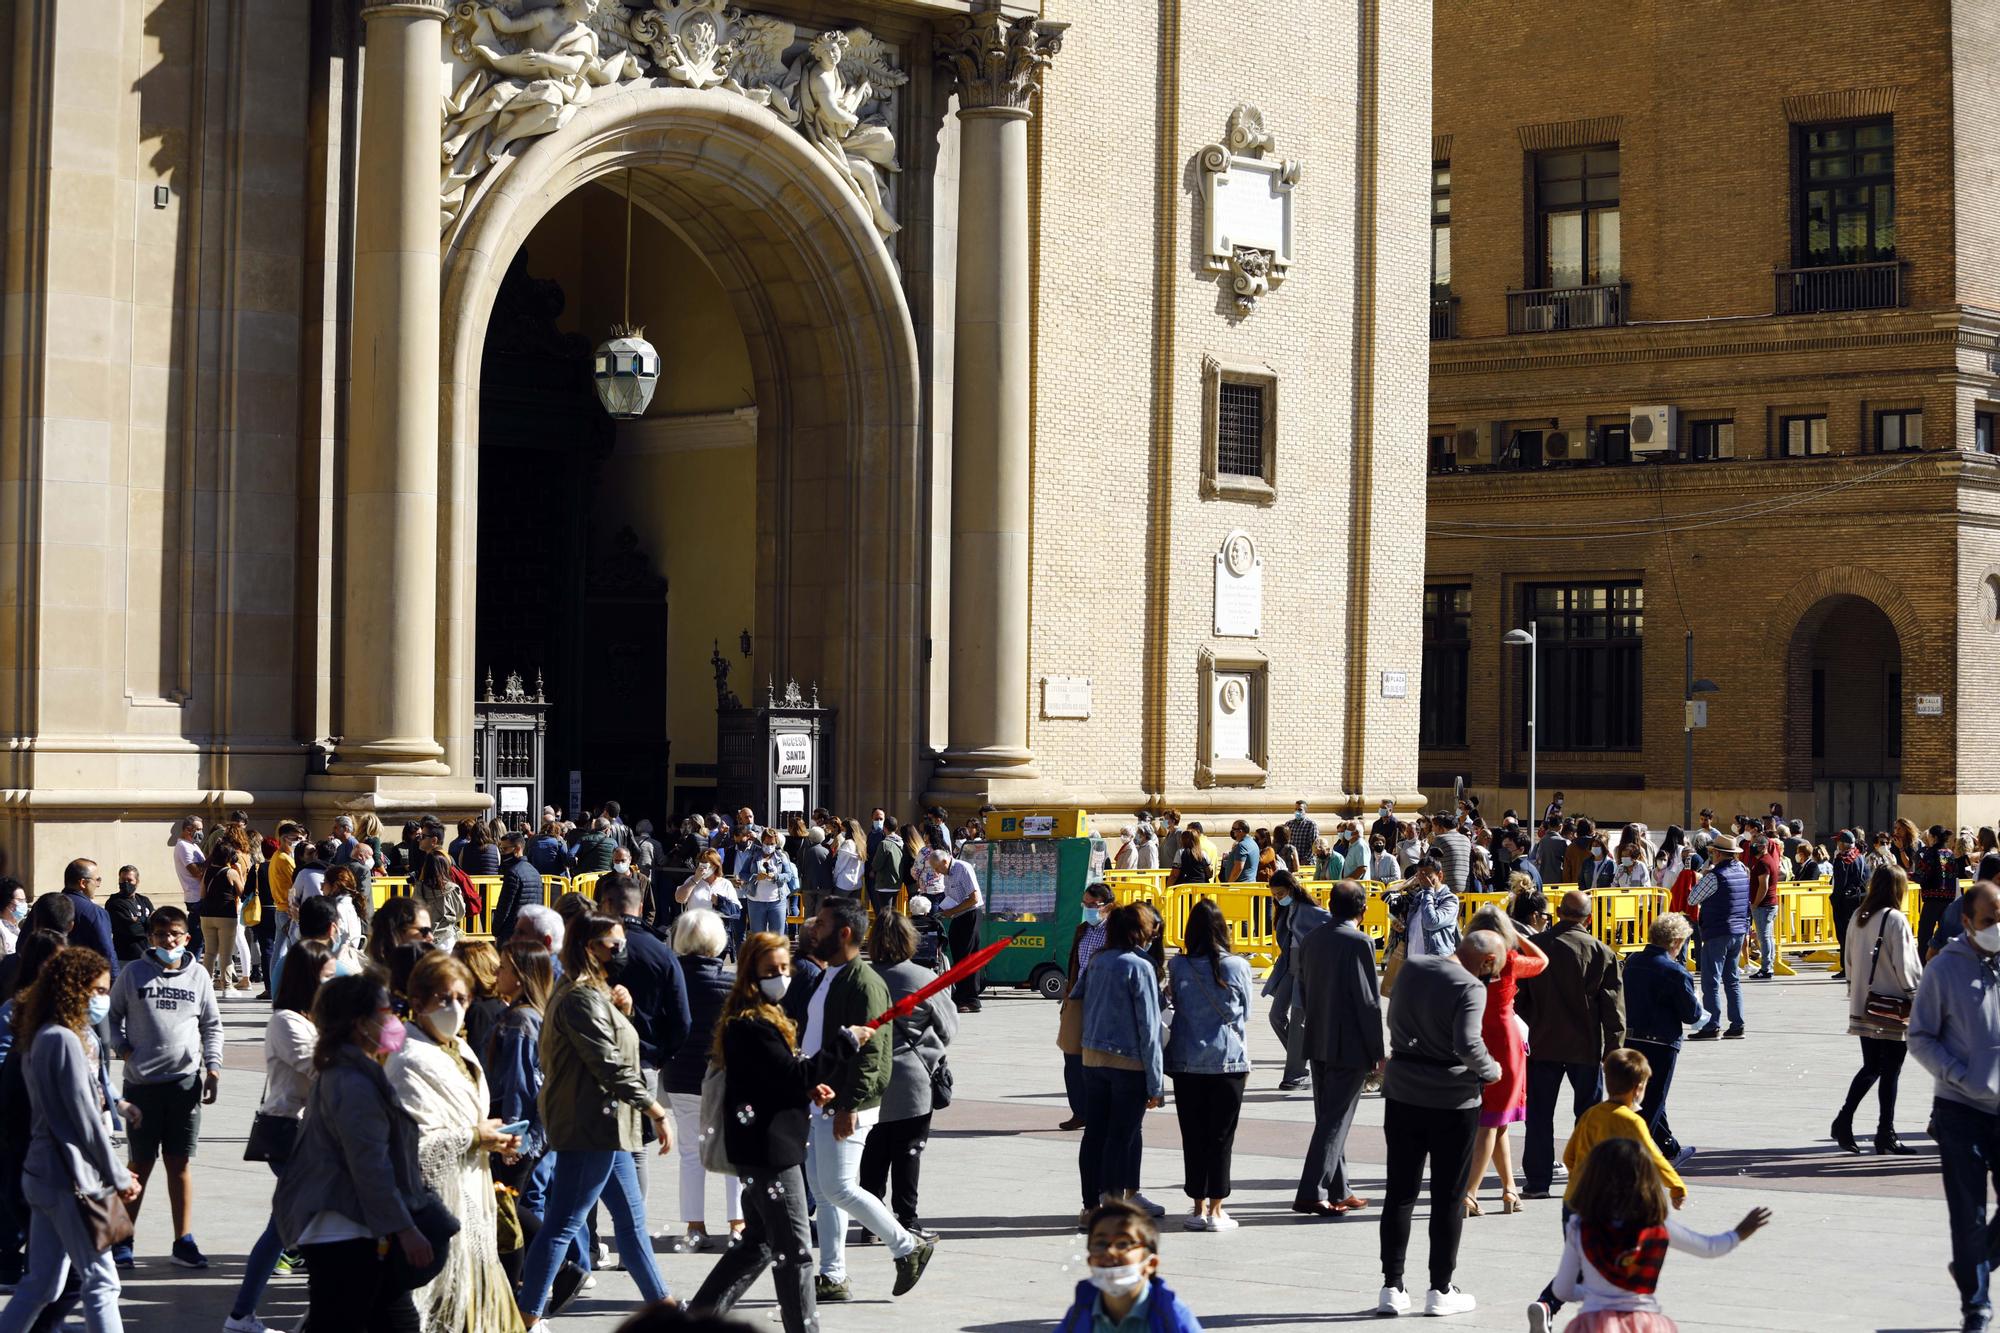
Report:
1087,1261,1148,1295
758,975,790,1001
1976,924,2000,953
425,1000,467,1040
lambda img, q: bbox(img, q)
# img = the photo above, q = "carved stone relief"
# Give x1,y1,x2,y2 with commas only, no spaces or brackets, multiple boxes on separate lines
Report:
441,1,909,240
1196,105,1300,313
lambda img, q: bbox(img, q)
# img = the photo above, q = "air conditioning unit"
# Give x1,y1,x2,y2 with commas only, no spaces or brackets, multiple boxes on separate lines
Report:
1629,405,1678,456
1457,424,1495,467
1521,303,1558,333
1545,428,1577,462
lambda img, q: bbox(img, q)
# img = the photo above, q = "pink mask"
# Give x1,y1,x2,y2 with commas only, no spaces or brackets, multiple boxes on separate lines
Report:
375,1013,408,1056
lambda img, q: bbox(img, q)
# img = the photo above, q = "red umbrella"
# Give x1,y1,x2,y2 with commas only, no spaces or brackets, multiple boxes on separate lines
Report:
864,933,1016,1029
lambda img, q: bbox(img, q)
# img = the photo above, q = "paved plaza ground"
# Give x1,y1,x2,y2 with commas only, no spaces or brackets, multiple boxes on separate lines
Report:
108,961,1952,1332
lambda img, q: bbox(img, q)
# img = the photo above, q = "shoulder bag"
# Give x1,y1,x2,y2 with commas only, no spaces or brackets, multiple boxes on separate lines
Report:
698,1061,739,1175
1862,916,1913,1028
929,1052,954,1109
74,1185,133,1253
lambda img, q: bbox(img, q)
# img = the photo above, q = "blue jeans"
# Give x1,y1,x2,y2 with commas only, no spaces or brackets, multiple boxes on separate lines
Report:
1752,903,1777,975
745,899,786,938
808,1113,914,1282
229,1159,285,1319
1522,1059,1603,1194
1936,1097,2000,1320
266,916,297,998
0,1192,123,1333
1698,932,1746,1032
516,1149,667,1318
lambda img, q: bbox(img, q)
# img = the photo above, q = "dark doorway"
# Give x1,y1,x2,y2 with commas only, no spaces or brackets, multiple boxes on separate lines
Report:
476,257,670,820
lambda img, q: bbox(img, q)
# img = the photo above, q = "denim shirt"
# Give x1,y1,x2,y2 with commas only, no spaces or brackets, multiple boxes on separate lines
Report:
1073,948,1164,1099
1164,953,1252,1075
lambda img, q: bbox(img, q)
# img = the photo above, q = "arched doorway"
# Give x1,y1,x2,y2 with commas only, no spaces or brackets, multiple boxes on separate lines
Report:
438,88,926,822
1786,593,1904,833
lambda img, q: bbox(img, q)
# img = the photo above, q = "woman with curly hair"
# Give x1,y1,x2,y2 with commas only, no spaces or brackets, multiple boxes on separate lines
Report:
0,946,134,1333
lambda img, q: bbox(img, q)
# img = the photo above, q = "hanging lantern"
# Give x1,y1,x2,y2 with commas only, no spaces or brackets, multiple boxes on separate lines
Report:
593,324,659,419
593,167,659,420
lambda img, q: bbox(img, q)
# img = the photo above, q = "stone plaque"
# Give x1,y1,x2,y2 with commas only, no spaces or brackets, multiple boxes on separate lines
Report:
1196,106,1301,312
1211,671,1253,761
1042,675,1092,719
1916,694,1944,717
1380,670,1408,699
1213,530,1263,637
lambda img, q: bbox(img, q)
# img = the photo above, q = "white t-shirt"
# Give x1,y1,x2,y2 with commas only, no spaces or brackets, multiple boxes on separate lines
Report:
803,962,877,1129
174,839,206,905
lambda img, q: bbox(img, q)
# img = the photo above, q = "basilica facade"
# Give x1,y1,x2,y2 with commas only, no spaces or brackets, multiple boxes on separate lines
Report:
0,0,1430,882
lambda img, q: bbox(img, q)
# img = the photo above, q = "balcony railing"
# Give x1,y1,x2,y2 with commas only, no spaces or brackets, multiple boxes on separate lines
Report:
1774,260,1906,315
1506,282,1628,334
1430,293,1459,340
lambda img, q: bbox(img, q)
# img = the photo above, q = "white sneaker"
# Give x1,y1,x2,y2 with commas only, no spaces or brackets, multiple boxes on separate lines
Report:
1131,1192,1168,1218
593,1241,611,1268
1181,1212,1212,1231
1526,1300,1552,1332
221,1317,270,1333
580,1275,596,1291
1209,1210,1240,1231
1424,1286,1475,1316
1377,1285,1411,1316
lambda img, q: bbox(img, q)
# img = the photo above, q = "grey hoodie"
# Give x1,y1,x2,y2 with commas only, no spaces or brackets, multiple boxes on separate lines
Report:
108,952,223,1085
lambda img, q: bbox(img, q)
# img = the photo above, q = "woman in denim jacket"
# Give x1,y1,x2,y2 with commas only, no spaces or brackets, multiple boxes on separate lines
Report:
1072,905,1165,1228
1164,900,1253,1233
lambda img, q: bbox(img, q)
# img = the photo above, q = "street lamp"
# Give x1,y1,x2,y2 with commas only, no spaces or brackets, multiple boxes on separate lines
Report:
1683,629,1720,828
1504,627,1537,825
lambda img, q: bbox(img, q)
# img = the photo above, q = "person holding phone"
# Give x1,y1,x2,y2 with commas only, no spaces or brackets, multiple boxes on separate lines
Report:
387,951,523,1333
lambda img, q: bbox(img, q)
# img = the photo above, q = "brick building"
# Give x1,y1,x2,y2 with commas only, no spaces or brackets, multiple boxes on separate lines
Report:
1423,0,2000,835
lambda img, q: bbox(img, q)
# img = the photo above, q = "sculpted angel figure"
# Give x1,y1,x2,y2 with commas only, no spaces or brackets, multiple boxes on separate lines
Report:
771,29,906,237
442,0,643,224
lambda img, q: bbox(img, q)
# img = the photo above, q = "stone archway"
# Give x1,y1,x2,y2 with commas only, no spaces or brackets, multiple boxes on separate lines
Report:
1771,567,1923,821
436,87,927,813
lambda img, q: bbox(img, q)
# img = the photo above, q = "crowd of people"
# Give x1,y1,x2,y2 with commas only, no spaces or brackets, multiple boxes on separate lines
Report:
6,791,2000,1330
0,802,978,1333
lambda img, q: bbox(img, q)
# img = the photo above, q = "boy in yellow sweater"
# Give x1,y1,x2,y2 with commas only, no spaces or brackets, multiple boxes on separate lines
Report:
1527,1047,1685,1331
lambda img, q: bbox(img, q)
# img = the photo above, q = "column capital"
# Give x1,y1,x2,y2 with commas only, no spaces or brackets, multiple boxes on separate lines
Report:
939,13,1067,117
361,0,447,19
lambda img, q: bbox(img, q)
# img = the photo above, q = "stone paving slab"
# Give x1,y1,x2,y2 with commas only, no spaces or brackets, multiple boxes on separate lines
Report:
104,967,1957,1331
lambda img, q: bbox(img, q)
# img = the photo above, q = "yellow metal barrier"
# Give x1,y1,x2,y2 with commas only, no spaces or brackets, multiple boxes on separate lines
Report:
1591,888,1667,955
1194,886,1279,969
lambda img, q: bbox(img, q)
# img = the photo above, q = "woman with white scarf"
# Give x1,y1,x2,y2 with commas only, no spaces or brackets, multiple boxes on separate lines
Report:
385,950,523,1333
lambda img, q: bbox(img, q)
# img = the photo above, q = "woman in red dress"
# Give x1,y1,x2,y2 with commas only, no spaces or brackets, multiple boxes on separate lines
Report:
1461,888,1549,1215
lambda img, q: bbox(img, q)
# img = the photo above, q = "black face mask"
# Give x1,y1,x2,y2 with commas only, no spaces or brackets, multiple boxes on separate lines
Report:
603,941,629,977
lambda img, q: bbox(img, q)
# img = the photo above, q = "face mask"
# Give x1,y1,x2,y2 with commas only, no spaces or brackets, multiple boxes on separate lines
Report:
374,1013,408,1056
333,954,361,978
1083,904,1105,925
603,941,629,975
872,820,884,832
758,975,790,1001
1592,849,1606,861
86,995,110,1026
1975,924,2000,953
613,860,631,873
6,901,24,922
1619,859,1633,870
1087,1261,1148,1295
151,945,186,967
425,1000,467,1040
698,866,713,880
1274,893,1292,908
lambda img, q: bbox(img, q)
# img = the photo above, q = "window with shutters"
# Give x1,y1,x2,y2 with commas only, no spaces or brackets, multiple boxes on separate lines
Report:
1201,355,1278,501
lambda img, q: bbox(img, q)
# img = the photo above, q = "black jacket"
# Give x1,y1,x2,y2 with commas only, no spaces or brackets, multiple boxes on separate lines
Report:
105,890,156,962
614,917,691,1068
664,953,734,1096
719,1014,815,1170
494,855,543,943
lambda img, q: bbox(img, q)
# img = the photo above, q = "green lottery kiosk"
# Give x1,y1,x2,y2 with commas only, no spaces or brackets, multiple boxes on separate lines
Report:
964,809,1107,999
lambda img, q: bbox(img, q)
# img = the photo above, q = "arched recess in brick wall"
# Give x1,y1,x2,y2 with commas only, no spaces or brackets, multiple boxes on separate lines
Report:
1771,567,1924,804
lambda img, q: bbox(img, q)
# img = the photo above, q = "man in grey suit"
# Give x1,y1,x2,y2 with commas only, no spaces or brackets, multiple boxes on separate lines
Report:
1291,880,1383,1217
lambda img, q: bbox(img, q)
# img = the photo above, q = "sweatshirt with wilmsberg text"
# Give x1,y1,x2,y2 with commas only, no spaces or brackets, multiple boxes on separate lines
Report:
108,955,223,1086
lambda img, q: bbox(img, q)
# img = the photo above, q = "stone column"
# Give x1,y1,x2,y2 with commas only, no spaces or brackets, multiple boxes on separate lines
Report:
340,0,447,776
934,12,1065,793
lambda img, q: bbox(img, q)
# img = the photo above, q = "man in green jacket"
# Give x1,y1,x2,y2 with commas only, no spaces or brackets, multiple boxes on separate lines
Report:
800,899,937,1303
868,825,906,919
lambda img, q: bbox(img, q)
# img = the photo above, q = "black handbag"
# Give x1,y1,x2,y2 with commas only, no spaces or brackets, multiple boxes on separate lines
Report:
929,1052,954,1110
384,1193,462,1291
243,1111,298,1163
